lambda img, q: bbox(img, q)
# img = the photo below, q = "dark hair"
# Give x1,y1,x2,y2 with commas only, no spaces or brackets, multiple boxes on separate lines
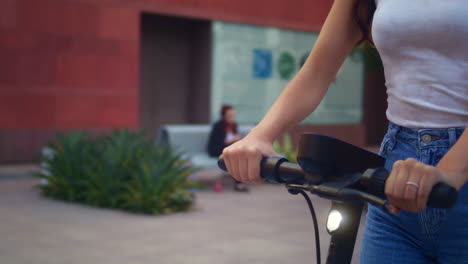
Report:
220,104,234,119
220,104,237,134
353,0,376,45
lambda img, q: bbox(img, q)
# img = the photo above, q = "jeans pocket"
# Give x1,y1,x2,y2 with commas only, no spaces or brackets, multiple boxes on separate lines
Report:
379,134,391,157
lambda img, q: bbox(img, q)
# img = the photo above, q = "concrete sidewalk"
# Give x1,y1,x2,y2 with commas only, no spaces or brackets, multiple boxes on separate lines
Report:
0,177,365,264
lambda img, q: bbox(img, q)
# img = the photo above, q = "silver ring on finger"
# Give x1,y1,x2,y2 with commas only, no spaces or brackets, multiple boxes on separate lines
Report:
406,181,420,188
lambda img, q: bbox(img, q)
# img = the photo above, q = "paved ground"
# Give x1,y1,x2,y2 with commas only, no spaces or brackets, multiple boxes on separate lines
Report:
0,176,366,264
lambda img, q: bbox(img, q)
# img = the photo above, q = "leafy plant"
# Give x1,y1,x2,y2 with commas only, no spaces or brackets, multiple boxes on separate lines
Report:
38,129,197,215
273,133,298,163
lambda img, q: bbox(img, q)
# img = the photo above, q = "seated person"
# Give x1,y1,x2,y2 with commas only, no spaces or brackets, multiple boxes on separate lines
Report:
207,104,248,192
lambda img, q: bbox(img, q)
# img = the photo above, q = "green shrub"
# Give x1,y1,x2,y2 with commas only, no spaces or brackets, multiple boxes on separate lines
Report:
273,133,297,163
38,129,198,215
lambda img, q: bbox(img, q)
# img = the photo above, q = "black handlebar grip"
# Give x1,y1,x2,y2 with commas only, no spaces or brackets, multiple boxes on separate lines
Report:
366,168,458,208
429,184,458,208
218,156,293,183
217,156,278,178
218,157,228,172
217,157,270,175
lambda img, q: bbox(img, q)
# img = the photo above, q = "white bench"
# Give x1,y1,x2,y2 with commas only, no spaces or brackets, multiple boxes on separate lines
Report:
157,124,254,169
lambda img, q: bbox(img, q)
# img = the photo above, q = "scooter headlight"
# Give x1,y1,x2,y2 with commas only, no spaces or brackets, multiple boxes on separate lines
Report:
326,209,343,233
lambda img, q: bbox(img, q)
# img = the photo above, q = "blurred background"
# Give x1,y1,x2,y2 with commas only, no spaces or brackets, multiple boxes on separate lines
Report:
0,0,386,164
0,1,387,263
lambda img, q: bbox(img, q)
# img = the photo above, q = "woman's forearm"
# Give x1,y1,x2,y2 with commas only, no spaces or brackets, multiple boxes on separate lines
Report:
248,0,362,143
436,129,468,189
250,68,331,143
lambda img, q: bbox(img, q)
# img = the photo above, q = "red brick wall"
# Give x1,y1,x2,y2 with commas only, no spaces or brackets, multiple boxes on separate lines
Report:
69,0,332,32
105,0,333,32
0,0,334,162
0,0,140,130
0,0,333,130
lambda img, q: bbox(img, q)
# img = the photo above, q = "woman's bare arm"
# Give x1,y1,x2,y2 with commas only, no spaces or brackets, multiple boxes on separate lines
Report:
250,0,363,143
436,130,468,189
223,0,363,182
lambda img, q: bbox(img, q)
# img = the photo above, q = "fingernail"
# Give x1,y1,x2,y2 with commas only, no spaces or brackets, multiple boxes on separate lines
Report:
388,205,400,215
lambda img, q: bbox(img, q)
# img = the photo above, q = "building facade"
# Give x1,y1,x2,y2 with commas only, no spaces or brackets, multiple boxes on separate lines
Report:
0,0,386,163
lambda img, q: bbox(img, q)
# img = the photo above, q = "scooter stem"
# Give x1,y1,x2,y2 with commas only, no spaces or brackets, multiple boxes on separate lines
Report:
325,201,363,264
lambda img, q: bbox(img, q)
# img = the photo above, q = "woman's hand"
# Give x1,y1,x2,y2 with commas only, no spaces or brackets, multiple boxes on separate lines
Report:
224,134,243,146
385,158,457,214
233,134,243,141
221,135,277,184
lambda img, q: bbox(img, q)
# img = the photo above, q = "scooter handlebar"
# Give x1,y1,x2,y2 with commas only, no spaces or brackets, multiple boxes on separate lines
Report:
218,157,458,208
218,156,309,185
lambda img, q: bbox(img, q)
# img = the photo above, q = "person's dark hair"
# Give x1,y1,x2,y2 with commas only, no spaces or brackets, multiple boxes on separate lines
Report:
353,0,376,45
220,104,238,134
220,104,234,119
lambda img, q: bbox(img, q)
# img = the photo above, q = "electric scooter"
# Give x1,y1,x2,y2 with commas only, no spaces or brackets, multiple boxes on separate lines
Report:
218,133,457,264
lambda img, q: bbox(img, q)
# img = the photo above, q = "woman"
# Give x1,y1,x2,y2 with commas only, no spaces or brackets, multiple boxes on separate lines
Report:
222,0,468,262
208,104,248,191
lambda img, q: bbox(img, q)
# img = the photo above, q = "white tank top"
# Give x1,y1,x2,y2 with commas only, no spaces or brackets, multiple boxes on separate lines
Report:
372,0,468,128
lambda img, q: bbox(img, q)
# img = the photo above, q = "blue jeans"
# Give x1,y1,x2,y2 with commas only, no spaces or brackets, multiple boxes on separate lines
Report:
360,122,468,264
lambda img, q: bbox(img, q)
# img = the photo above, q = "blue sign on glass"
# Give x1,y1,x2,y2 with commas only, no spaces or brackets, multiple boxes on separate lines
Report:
253,49,272,79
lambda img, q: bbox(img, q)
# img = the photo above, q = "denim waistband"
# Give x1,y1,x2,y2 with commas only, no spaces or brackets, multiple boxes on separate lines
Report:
386,122,466,149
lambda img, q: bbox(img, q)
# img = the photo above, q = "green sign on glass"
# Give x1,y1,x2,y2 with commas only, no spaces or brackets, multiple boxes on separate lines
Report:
277,52,295,80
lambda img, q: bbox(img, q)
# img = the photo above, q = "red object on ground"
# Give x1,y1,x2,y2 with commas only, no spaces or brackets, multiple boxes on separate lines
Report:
213,180,223,193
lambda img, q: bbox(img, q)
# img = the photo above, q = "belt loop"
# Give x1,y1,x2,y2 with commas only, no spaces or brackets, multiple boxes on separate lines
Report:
387,123,399,151
448,128,457,147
